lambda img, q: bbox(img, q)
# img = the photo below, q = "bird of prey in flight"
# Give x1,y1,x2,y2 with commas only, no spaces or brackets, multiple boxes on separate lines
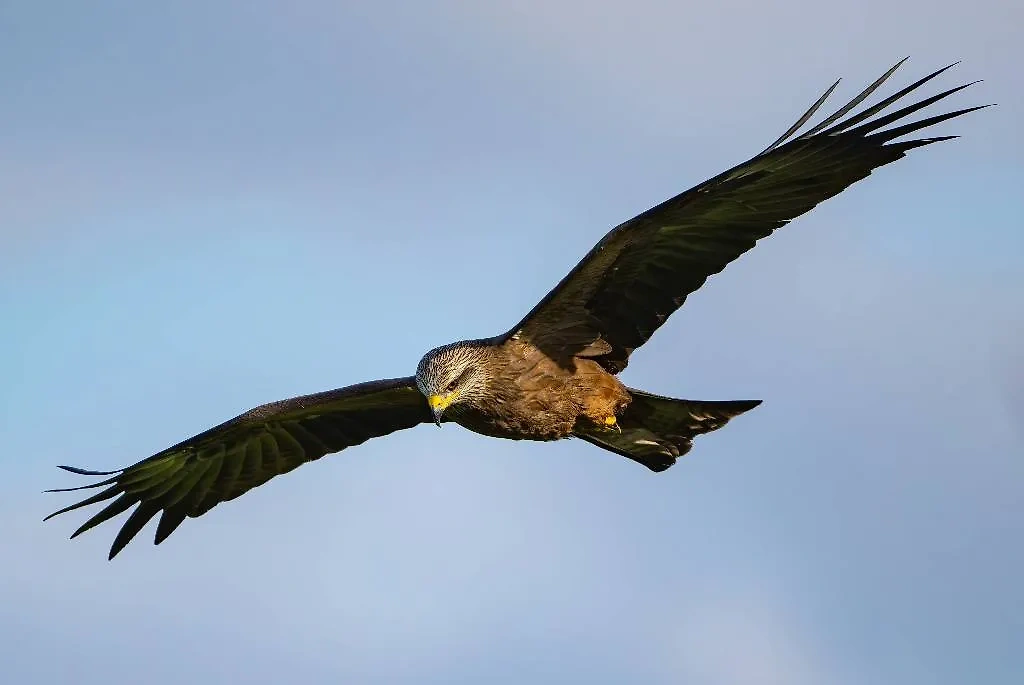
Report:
47,59,986,559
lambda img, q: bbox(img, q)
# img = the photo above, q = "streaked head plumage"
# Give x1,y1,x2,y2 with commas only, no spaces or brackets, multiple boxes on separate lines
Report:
415,342,490,424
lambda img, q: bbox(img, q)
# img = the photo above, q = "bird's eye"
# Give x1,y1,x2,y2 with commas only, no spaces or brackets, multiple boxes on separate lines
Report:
445,367,472,394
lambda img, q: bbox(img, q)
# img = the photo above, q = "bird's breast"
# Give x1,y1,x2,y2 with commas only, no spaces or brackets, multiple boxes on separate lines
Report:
450,348,629,442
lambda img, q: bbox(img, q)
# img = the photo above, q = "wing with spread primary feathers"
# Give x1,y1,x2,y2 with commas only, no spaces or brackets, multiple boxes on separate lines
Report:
46,377,431,559
507,60,989,372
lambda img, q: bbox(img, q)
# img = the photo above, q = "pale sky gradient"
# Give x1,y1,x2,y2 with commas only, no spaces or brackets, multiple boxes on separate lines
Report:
2,2,1022,684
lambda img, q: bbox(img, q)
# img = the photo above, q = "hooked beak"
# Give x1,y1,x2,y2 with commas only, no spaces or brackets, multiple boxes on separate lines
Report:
427,394,452,426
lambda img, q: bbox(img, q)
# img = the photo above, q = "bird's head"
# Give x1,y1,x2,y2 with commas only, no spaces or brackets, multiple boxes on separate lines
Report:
415,343,489,425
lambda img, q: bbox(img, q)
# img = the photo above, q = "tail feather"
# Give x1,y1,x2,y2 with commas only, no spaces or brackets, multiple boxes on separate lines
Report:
575,389,761,472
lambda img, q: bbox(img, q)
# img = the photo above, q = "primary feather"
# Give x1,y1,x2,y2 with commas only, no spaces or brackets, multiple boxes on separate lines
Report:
507,60,988,372
47,379,430,559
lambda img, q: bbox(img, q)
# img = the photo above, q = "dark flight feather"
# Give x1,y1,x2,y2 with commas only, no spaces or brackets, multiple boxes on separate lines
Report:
507,60,989,373
47,377,431,558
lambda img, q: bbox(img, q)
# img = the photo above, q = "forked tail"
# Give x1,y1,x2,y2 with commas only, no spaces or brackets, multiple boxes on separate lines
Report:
575,388,761,472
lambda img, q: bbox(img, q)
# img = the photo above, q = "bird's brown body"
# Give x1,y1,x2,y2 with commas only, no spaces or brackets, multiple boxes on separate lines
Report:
447,339,632,441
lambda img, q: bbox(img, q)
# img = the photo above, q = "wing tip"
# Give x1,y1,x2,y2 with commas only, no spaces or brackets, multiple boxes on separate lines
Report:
785,58,985,144
729,399,763,415
69,524,90,540
45,477,119,494
886,55,911,74
56,464,121,476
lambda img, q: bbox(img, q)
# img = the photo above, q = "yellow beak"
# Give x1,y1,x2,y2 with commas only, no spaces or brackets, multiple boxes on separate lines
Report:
427,393,454,424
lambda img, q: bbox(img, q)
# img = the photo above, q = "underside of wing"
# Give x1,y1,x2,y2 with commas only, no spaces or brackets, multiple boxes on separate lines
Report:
508,59,989,373
46,377,431,559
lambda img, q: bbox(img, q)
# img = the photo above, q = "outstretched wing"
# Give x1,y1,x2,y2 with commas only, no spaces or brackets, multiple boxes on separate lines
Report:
507,60,989,372
46,377,431,559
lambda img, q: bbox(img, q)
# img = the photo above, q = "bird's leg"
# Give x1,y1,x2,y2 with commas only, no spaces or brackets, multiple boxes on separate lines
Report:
604,415,621,433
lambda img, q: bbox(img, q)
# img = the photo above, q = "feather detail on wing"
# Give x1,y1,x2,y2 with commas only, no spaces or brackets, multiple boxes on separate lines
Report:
508,60,989,372
45,377,430,559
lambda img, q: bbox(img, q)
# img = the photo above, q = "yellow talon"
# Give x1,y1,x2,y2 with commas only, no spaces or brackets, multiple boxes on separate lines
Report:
604,415,617,426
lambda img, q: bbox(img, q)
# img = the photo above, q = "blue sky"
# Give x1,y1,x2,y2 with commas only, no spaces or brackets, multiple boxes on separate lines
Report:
2,1,1021,683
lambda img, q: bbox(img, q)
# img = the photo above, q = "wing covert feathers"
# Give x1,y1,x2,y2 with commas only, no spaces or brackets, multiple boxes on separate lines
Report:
509,60,988,373
46,377,430,559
